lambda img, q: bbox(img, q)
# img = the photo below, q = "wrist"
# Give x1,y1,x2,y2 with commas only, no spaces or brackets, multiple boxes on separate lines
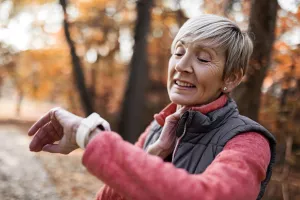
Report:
76,113,105,149
147,141,171,158
156,139,173,150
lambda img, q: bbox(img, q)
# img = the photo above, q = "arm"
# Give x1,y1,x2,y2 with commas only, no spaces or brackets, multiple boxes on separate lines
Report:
83,131,271,200
96,125,151,200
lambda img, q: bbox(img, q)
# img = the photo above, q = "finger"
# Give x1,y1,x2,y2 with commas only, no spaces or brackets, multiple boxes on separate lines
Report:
167,107,188,121
29,129,49,152
50,112,64,134
28,108,57,136
175,106,190,117
43,144,74,155
177,106,189,113
42,144,61,154
29,121,61,152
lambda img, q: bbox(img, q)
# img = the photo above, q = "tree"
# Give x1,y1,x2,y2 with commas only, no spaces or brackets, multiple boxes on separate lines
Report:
118,0,153,143
232,0,279,121
59,0,94,116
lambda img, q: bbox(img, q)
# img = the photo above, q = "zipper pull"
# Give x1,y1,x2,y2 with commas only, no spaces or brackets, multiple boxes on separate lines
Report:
176,111,189,138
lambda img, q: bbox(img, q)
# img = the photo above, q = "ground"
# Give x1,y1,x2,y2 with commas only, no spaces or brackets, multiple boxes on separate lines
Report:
0,124,103,200
0,94,105,200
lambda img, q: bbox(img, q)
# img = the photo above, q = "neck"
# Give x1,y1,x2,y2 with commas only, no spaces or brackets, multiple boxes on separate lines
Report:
176,92,225,111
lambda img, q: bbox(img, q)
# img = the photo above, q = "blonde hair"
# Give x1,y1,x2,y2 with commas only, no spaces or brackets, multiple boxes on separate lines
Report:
171,14,253,79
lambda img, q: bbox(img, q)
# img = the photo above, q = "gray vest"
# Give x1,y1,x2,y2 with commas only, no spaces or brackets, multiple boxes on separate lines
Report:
143,99,276,200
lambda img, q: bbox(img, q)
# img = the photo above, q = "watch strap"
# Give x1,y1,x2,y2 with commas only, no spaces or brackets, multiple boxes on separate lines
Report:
76,113,103,149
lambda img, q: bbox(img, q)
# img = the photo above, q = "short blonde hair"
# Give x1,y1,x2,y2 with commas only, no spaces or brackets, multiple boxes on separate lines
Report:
171,14,253,79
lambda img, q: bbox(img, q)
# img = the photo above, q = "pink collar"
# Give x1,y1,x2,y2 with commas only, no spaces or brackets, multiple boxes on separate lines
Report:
154,95,228,126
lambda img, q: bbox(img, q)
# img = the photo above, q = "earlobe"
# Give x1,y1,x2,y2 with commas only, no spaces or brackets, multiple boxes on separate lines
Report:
223,69,244,93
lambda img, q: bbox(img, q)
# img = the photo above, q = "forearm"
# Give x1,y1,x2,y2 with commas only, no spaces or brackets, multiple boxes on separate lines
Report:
83,131,269,200
92,126,151,200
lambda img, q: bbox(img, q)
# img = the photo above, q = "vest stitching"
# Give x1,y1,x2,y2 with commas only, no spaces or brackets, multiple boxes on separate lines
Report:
192,144,204,173
144,103,276,200
217,121,247,142
143,121,161,150
172,119,189,162
177,141,224,147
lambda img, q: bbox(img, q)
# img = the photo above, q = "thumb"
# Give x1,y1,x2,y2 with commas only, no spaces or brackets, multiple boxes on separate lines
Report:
177,105,189,113
167,106,189,122
42,144,62,154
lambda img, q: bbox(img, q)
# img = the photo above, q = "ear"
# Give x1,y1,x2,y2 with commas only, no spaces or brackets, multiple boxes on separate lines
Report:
222,68,244,93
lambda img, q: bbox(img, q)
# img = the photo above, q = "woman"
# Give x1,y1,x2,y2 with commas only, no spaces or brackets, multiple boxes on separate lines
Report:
28,14,276,200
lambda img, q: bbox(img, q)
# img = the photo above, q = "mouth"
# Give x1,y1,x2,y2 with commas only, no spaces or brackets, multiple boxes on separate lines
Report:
174,80,196,88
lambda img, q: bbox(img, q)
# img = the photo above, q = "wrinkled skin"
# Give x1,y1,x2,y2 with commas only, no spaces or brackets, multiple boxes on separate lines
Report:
28,108,83,154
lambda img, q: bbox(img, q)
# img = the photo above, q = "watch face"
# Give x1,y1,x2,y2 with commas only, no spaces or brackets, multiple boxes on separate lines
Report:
97,124,105,131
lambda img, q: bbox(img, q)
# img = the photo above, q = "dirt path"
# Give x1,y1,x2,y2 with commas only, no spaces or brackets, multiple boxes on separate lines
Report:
0,125,60,200
0,96,103,199
0,124,103,200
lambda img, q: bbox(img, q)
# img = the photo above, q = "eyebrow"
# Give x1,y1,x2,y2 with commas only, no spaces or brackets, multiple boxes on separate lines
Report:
195,45,218,57
177,40,218,58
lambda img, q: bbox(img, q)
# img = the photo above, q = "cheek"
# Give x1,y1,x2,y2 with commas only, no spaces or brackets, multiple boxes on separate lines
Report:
168,57,175,73
167,58,175,82
194,66,223,87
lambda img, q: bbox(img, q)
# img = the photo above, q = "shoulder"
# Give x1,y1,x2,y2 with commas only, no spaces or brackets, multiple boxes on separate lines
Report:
218,114,276,145
225,132,270,151
223,132,271,170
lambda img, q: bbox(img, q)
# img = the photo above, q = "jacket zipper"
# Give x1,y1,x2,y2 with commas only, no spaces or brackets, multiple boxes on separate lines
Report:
172,120,188,162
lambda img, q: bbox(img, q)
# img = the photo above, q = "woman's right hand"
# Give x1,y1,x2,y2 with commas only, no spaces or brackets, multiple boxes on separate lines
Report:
28,107,83,154
147,106,188,158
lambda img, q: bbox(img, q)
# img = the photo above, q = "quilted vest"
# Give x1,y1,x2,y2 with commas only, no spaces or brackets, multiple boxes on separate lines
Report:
143,98,276,200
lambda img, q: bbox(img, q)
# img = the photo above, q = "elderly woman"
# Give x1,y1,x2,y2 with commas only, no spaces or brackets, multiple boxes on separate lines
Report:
28,14,276,200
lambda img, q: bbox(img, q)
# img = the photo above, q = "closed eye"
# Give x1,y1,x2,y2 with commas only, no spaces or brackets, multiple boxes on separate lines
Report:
197,58,210,63
174,53,184,56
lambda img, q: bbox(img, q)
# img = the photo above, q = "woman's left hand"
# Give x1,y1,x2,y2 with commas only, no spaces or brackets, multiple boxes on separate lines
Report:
147,106,188,158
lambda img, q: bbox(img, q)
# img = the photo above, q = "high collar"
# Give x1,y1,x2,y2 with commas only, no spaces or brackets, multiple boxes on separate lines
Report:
154,95,228,126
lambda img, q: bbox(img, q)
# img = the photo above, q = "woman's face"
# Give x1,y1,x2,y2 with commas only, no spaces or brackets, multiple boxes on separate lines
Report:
167,39,226,106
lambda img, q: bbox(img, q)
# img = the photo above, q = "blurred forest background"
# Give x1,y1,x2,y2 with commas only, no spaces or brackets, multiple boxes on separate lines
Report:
0,0,300,199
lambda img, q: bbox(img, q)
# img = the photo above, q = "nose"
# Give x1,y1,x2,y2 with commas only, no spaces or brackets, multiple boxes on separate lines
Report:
174,53,193,73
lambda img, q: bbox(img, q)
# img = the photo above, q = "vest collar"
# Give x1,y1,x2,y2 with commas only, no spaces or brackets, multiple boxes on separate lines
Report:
154,95,228,126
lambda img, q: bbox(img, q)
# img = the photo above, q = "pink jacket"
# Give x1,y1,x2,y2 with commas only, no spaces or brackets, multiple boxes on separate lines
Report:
82,97,271,200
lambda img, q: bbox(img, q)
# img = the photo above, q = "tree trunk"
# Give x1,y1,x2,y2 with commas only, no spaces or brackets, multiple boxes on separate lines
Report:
175,1,187,27
89,58,99,108
59,0,93,116
223,0,235,17
232,0,278,121
118,0,152,143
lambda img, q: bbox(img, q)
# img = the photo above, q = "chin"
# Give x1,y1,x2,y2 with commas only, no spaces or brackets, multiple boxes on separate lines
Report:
169,94,194,106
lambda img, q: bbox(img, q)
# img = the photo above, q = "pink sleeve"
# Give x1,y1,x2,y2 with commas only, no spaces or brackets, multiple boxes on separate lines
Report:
95,125,151,200
83,131,270,200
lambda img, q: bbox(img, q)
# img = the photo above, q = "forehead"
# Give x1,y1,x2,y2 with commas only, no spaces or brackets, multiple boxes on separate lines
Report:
176,37,225,55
